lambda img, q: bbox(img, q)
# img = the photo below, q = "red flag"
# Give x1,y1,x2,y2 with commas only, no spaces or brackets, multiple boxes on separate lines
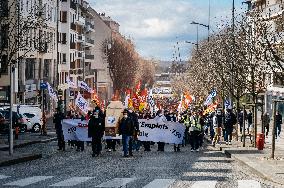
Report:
135,81,141,94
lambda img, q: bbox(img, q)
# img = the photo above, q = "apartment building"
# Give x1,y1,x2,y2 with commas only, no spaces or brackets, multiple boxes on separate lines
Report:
0,0,114,112
248,0,284,114
0,0,57,112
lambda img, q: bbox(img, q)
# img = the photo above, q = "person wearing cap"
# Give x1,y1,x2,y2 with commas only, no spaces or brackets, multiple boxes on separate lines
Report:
118,109,135,157
88,107,105,157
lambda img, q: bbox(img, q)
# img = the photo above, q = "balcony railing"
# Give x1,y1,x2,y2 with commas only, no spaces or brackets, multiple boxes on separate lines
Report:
85,55,94,60
85,38,94,45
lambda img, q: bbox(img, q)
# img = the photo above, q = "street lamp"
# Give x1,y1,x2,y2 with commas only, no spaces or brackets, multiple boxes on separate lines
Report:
185,41,198,52
190,21,210,42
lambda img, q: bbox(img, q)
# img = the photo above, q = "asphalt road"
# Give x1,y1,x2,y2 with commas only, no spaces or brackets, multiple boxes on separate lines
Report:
0,141,279,188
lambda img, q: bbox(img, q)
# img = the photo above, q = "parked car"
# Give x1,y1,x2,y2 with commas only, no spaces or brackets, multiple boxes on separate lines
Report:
0,112,9,133
23,113,42,132
0,110,28,133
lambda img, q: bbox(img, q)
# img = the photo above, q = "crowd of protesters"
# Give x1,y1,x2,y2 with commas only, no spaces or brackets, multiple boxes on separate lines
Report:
53,102,283,157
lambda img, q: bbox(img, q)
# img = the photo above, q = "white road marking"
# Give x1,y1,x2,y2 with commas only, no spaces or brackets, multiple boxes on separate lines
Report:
238,180,261,188
143,179,176,188
4,176,53,187
0,175,10,180
191,181,217,188
95,178,136,187
50,177,93,187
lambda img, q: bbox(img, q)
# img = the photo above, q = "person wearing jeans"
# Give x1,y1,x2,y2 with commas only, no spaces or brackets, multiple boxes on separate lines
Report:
224,108,236,145
118,110,135,157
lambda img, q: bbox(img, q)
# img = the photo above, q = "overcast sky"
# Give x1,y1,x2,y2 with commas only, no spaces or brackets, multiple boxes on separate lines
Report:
90,0,246,61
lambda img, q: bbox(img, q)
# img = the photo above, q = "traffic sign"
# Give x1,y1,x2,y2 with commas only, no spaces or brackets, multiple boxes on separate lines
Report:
40,82,48,89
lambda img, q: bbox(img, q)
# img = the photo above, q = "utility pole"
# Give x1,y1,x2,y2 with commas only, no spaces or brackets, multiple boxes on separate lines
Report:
9,63,15,155
242,104,246,147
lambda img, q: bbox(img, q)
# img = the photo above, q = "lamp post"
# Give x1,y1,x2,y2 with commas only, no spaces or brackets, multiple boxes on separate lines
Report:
190,21,210,42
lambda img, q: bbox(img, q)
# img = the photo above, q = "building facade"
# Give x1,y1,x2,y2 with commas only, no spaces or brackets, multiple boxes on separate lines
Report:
0,0,115,113
248,0,284,115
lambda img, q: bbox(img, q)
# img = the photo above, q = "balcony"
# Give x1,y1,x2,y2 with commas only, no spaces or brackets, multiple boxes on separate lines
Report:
260,3,284,20
70,22,76,31
85,22,95,33
70,42,76,49
75,16,85,26
85,38,95,47
85,55,94,60
77,34,85,43
70,1,77,10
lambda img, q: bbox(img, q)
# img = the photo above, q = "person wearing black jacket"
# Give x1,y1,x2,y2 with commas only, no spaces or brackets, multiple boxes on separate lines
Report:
128,108,140,151
224,109,236,145
276,111,283,139
118,110,135,157
143,113,152,151
88,107,105,157
53,107,65,151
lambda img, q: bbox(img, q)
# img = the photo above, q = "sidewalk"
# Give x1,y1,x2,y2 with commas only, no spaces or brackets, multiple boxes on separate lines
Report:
0,151,42,167
209,131,284,186
0,131,56,167
0,132,57,151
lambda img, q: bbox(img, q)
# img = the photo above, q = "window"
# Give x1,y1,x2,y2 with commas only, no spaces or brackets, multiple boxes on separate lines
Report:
0,55,8,74
43,59,50,78
0,0,8,17
0,24,8,49
62,33,67,44
24,113,35,118
25,59,35,80
62,53,66,63
60,11,67,23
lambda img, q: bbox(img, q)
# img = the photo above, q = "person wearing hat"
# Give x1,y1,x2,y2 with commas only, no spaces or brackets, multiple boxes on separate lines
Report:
53,107,65,151
88,107,105,157
118,109,135,157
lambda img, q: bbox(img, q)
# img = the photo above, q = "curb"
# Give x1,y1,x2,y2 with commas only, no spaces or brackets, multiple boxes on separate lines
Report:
0,137,57,151
0,153,42,167
224,150,284,186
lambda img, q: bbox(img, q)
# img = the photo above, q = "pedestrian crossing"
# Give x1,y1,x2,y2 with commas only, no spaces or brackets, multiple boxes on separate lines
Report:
0,175,263,187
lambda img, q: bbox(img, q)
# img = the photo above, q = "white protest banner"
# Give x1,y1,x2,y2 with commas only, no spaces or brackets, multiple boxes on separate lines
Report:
62,118,186,143
138,119,186,144
46,82,58,102
75,93,89,114
62,119,91,141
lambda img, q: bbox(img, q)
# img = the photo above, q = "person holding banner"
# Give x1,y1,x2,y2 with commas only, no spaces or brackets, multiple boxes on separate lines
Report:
128,108,140,151
88,107,105,157
154,110,167,152
53,107,65,151
118,109,135,157
143,112,152,151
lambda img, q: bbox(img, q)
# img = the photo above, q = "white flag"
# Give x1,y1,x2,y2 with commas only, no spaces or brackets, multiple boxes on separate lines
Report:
66,78,77,89
75,93,89,114
124,94,130,108
46,82,58,102
78,81,94,93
